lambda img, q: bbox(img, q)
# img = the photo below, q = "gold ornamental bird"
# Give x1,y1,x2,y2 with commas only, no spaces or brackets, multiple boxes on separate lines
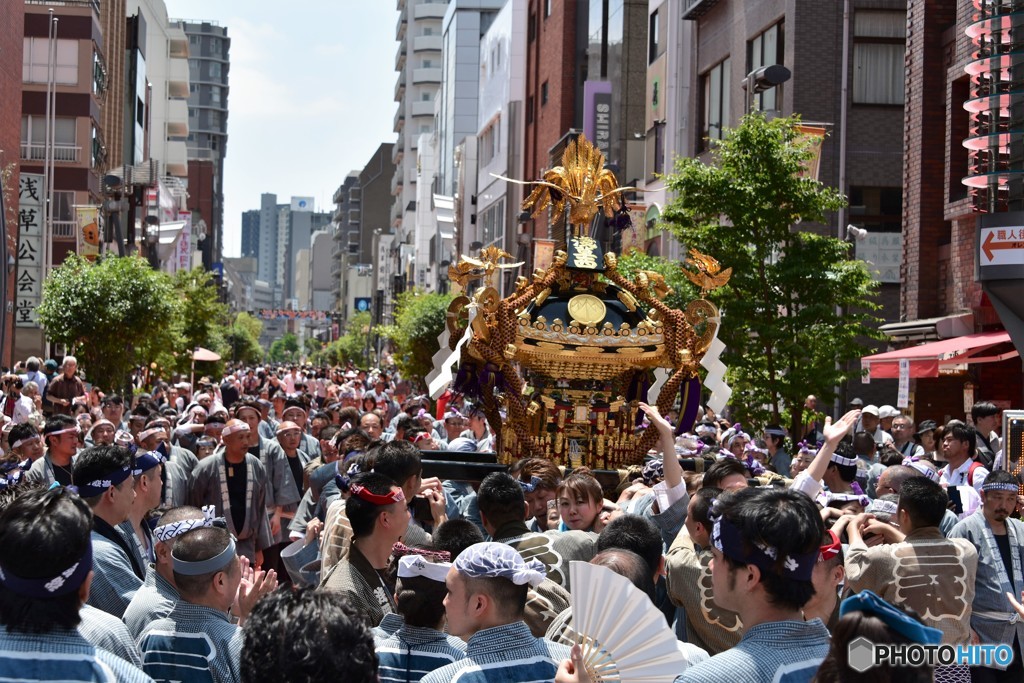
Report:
496,137,636,233
683,248,732,295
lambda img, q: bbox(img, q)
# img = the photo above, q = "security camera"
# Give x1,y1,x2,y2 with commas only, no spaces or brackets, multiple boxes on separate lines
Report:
846,225,868,242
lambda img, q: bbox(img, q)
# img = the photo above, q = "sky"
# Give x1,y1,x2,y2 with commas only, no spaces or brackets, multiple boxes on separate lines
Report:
166,0,399,257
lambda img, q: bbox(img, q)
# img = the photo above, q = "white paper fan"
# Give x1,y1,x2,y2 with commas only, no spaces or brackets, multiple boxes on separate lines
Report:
569,560,685,682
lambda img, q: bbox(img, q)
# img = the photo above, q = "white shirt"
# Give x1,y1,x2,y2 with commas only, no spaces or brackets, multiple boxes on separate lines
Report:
12,395,34,425
939,458,989,492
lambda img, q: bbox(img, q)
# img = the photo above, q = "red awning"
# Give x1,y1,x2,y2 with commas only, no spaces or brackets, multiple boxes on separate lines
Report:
861,330,1017,379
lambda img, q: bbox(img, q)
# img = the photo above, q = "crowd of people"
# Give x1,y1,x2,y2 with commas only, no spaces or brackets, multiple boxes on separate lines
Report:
0,356,1019,683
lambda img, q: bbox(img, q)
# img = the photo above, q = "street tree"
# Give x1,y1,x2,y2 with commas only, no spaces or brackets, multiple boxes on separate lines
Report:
226,312,264,365
269,333,299,363
171,268,229,374
378,289,453,383
660,112,881,436
36,254,178,391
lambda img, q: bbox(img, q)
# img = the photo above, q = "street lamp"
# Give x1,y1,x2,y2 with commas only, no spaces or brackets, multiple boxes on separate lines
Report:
742,64,791,112
846,225,868,242
144,216,160,269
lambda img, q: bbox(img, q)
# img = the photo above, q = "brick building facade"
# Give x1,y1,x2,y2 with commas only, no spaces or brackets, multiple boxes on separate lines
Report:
0,0,22,367
899,0,1023,417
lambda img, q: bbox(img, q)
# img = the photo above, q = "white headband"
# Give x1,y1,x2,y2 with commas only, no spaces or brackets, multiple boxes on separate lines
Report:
46,426,79,438
11,435,40,450
830,453,859,468
221,422,250,437
138,427,166,442
397,555,451,583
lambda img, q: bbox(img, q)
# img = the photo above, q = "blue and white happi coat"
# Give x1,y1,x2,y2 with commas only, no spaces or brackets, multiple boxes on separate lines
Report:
123,564,180,642
377,624,466,683
0,626,153,682
420,621,570,683
139,601,242,683
78,604,144,668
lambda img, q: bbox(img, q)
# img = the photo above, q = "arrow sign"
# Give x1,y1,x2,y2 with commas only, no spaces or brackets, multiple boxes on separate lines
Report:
980,227,1024,266
982,231,1024,261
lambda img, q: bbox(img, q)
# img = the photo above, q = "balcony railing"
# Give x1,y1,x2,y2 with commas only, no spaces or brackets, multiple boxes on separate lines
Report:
20,143,80,163
53,220,76,239
681,0,722,20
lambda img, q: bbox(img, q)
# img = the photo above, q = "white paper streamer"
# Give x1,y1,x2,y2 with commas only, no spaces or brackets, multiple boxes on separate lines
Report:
647,367,671,404
700,319,732,415
427,305,478,399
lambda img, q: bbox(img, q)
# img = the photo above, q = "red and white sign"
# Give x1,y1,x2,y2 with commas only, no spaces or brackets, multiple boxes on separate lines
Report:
980,227,1024,266
177,211,192,272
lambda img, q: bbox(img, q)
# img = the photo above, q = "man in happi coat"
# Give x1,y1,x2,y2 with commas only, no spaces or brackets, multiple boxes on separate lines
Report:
0,487,152,682
319,472,410,626
123,506,207,640
421,542,570,683
189,419,273,565
950,470,1024,682
139,527,249,683
73,445,146,618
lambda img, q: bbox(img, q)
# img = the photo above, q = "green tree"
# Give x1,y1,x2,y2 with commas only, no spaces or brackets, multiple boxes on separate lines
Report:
36,254,178,391
615,250,698,313
378,289,453,382
303,336,323,358
226,312,265,364
171,268,230,375
268,333,299,363
317,311,371,367
660,112,881,436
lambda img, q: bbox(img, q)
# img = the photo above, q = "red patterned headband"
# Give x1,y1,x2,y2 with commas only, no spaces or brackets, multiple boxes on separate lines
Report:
392,541,451,563
819,530,841,562
350,483,406,506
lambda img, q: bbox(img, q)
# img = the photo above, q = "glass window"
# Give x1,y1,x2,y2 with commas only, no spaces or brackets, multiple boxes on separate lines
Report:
748,22,784,111
702,58,731,145
23,38,78,85
853,11,905,105
210,62,222,78
649,10,661,64
210,86,221,105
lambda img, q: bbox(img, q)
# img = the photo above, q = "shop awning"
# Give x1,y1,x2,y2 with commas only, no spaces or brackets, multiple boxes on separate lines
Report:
861,330,1017,379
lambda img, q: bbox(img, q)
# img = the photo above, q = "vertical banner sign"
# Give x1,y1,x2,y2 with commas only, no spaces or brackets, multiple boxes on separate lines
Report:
16,174,44,328
583,81,613,158
897,359,910,409
177,211,192,273
794,125,827,181
964,384,975,416
75,206,100,262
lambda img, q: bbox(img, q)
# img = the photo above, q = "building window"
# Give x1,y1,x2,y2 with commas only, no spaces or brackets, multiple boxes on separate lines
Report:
701,58,731,146
21,116,76,160
209,38,221,57
480,117,500,166
545,0,552,18
210,85,221,105
541,81,548,105
23,38,78,85
481,199,505,248
649,10,662,64
853,11,905,105
189,35,198,44
422,59,433,68
190,83,197,93
210,62,222,78
423,27,433,36
748,21,784,111
526,95,535,124
848,186,903,231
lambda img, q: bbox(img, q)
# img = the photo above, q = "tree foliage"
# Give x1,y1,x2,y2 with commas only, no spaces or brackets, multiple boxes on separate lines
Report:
268,333,299,363
615,250,698,313
317,311,371,367
226,313,265,365
36,254,178,391
660,112,882,435
378,289,453,382
167,268,230,376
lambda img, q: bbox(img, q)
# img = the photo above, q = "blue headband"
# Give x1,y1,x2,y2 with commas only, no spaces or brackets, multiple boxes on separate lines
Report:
0,543,93,599
840,590,942,645
76,464,133,498
133,450,166,477
711,514,817,581
519,476,543,494
172,536,236,576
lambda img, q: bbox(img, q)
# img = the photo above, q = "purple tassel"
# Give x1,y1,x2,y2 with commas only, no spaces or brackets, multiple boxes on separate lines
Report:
675,376,702,436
